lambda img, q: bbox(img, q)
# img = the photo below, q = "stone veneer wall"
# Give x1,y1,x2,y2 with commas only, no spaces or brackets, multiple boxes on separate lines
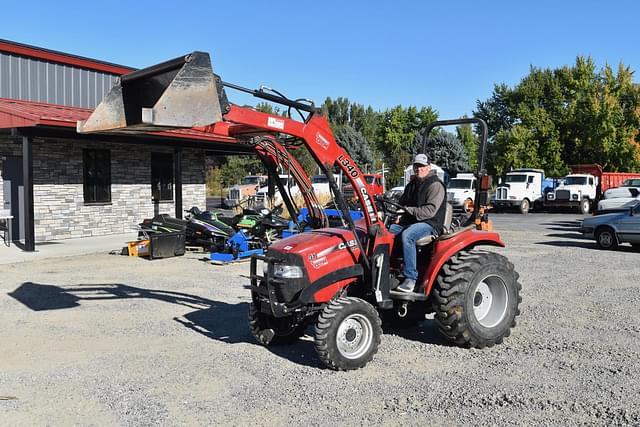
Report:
0,136,206,241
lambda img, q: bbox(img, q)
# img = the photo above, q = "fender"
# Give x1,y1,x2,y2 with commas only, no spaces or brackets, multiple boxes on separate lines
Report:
419,230,505,296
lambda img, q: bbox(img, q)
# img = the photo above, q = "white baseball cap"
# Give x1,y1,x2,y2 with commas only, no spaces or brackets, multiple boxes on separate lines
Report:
413,153,430,166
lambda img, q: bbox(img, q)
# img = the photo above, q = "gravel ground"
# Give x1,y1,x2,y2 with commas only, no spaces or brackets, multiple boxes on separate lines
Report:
1,213,639,426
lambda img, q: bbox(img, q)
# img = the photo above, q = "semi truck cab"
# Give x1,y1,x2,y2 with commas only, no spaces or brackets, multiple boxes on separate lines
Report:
494,169,546,214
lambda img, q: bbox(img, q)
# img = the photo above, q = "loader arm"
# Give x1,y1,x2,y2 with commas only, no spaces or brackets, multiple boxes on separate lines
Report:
77,51,380,267
253,137,328,228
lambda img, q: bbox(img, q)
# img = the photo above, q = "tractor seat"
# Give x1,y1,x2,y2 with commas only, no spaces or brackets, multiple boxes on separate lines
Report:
415,203,453,247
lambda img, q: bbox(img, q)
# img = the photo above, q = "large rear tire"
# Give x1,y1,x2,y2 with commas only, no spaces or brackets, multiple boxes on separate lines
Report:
314,297,382,371
432,249,522,348
249,302,306,346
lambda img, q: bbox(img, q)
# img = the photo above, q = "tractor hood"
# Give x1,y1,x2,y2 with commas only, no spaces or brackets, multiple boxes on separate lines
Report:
268,227,364,283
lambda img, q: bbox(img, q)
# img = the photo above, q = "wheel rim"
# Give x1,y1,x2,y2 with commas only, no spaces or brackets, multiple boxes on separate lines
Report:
599,232,613,247
336,313,374,359
464,199,474,213
472,275,509,328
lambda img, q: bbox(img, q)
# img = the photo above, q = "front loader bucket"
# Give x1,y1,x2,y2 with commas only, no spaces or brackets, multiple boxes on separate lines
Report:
78,51,222,134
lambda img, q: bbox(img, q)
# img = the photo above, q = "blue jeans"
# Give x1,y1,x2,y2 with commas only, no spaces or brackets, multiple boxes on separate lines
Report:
389,222,437,281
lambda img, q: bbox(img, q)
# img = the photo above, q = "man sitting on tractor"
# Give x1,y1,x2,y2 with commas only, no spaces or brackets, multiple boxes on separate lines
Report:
390,153,447,293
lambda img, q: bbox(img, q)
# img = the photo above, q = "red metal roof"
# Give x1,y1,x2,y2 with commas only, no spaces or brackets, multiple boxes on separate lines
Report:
0,39,134,75
0,98,237,144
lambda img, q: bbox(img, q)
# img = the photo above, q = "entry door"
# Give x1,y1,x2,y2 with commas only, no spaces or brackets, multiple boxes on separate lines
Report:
2,156,24,241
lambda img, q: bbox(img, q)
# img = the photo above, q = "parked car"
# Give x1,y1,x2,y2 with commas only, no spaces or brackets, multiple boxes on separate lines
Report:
597,194,640,215
580,201,640,250
602,178,640,199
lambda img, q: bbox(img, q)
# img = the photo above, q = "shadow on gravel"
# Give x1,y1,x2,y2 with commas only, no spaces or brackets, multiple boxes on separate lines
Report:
8,281,322,368
383,319,452,347
542,220,583,230
545,232,587,239
8,282,223,311
177,306,322,368
535,240,603,250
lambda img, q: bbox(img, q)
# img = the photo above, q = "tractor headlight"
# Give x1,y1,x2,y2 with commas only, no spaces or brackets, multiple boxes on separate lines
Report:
572,194,579,200
547,193,555,200
272,265,304,279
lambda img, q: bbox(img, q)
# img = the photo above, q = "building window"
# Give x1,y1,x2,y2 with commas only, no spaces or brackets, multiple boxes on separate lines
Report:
151,153,173,201
83,149,111,203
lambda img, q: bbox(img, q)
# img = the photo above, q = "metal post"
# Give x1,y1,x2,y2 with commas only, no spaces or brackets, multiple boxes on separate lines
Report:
22,136,35,251
174,147,183,219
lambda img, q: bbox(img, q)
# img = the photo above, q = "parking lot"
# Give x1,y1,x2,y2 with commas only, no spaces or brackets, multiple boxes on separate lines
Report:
1,213,639,426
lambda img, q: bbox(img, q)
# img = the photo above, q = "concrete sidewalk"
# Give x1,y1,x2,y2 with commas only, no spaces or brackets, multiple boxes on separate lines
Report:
0,232,138,265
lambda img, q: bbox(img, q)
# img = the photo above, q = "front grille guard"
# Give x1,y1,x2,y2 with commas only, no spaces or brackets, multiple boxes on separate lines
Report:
250,254,298,317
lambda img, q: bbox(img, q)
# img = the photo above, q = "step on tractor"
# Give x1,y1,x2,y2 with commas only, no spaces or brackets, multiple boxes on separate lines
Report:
79,51,522,371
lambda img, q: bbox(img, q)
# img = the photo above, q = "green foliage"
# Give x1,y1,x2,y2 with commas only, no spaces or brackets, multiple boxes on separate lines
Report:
376,105,438,185
475,56,640,176
255,101,286,116
416,130,470,174
287,145,317,178
206,166,224,196
335,125,373,168
221,156,265,187
456,122,479,172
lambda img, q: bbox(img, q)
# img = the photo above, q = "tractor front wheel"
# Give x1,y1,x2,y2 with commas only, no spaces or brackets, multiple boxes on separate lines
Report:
314,297,382,371
249,302,306,346
432,249,522,348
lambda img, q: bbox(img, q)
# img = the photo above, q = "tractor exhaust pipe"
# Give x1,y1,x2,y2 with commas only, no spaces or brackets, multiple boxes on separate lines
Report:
78,51,223,134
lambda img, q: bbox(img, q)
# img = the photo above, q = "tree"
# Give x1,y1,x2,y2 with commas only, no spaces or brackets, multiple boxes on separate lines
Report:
475,56,640,175
376,105,438,185
335,125,373,168
457,122,479,172
415,130,469,175
221,156,265,187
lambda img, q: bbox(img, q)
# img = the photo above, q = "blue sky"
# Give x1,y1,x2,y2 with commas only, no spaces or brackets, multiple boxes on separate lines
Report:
3,0,640,119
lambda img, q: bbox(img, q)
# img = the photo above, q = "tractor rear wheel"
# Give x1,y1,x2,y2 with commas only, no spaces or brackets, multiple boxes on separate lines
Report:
432,249,522,348
314,297,382,371
249,302,306,346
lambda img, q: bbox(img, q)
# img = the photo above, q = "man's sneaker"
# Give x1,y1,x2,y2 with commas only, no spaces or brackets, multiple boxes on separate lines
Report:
395,278,415,293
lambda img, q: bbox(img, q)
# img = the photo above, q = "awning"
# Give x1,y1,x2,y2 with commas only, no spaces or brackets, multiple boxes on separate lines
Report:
0,97,253,154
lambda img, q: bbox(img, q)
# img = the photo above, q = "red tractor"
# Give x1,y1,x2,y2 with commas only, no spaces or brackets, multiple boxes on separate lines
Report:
79,52,522,371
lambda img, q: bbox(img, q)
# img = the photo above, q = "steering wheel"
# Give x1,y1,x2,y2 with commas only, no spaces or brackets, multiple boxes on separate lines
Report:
375,196,405,214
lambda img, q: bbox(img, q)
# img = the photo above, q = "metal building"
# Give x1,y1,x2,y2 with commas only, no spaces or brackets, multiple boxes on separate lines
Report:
0,39,247,251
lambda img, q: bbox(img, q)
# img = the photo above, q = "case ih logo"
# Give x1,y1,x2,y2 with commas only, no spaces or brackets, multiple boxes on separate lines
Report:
316,133,330,150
